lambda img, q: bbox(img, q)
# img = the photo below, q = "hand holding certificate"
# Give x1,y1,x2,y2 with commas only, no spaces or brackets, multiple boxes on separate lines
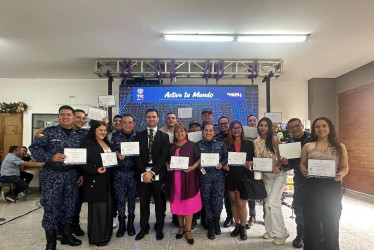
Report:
243,126,258,139
64,148,86,165
279,142,301,159
120,142,140,156
170,156,189,170
201,153,219,167
98,95,116,107
87,106,108,121
253,157,273,172
228,152,247,166
308,159,336,178
100,152,118,168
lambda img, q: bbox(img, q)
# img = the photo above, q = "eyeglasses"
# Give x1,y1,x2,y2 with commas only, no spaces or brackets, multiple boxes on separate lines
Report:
218,122,229,126
232,126,242,130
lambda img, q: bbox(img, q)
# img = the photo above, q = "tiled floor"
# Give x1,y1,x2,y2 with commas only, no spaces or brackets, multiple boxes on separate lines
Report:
0,190,373,249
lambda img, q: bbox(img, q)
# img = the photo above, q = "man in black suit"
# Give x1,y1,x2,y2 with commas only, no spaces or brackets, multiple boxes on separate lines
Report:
135,108,170,241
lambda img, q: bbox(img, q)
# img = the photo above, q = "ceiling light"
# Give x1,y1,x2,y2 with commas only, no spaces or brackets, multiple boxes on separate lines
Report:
237,34,309,43
163,34,234,42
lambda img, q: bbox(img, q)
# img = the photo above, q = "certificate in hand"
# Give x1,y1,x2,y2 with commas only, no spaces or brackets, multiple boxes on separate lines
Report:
120,142,140,156
228,152,247,166
188,131,203,143
308,159,336,178
279,142,301,159
253,157,273,172
201,153,219,167
98,95,116,107
243,126,258,139
100,152,118,168
87,106,108,121
64,148,87,165
170,156,189,170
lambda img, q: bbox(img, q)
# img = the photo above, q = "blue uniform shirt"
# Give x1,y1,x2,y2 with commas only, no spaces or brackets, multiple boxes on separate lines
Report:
29,125,86,169
197,139,228,167
110,130,136,170
0,153,23,176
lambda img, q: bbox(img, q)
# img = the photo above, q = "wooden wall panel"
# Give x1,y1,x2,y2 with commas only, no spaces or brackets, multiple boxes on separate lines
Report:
339,82,374,195
0,113,23,162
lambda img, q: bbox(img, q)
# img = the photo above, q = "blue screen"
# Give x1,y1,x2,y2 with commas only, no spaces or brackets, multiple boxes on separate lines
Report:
119,85,258,131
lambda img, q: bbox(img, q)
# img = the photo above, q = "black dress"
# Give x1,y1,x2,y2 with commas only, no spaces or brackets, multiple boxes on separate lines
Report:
80,139,113,245
226,140,255,191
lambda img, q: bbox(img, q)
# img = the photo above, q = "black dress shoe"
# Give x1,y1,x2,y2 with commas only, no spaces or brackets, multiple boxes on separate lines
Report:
176,227,185,239
223,217,233,228
156,230,164,240
246,223,250,229
135,230,149,241
95,242,108,246
185,230,194,245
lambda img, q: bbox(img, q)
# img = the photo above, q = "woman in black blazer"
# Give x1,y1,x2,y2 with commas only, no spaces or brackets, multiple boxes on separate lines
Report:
80,120,113,246
223,120,255,241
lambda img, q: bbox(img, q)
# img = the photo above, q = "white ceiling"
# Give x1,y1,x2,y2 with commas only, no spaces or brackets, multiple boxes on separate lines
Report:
1,0,374,81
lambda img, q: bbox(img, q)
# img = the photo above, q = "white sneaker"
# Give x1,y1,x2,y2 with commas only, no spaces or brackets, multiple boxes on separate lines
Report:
17,192,26,198
263,232,274,239
273,233,290,245
113,217,118,228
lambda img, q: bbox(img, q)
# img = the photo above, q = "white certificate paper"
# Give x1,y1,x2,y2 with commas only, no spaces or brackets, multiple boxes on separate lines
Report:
279,142,301,159
98,95,116,107
120,142,140,156
264,112,282,124
253,157,273,172
100,152,118,168
308,159,336,178
188,131,203,143
170,156,189,170
228,152,247,166
178,108,192,118
243,126,258,139
64,148,87,165
167,132,174,144
87,106,108,121
201,153,219,167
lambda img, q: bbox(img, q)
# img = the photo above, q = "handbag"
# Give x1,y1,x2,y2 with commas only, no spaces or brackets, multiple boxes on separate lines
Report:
238,177,267,200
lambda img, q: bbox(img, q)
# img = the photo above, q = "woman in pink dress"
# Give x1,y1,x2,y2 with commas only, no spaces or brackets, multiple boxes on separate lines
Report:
166,124,201,245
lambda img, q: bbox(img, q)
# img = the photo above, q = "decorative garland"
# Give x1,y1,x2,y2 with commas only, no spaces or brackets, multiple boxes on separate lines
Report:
0,102,28,113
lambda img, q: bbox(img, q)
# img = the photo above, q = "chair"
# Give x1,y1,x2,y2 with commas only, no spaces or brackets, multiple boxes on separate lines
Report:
0,181,16,203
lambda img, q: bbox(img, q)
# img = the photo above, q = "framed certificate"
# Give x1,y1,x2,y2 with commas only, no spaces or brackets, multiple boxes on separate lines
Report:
308,159,336,178
201,153,219,168
120,142,140,156
100,152,118,168
98,95,116,107
279,142,301,159
253,157,273,172
228,152,246,166
170,156,189,170
64,148,87,165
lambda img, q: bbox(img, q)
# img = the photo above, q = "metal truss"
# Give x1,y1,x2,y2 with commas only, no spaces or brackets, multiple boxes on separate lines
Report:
94,59,283,79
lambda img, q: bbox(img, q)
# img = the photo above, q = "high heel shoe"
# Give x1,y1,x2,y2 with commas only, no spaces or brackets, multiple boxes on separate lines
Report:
176,226,185,239
185,230,194,245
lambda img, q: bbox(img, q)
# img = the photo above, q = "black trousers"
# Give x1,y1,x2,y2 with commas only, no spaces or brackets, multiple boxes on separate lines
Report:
303,178,342,250
139,181,165,231
0,175,28,197
20,171,34,184
224,191,232,218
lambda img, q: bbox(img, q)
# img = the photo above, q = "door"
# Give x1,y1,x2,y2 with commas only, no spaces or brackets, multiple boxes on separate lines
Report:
0,113,23,162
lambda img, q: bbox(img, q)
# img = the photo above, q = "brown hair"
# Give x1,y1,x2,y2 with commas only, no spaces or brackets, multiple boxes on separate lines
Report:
173,124,188,143
311,117,342,158
225,120,248,147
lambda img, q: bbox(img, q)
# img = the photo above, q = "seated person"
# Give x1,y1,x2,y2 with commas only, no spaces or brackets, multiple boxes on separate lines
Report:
0,146,43,202
19,146,35,185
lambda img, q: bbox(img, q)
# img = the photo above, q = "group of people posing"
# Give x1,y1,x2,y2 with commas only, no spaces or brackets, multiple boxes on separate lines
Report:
23,105,348,250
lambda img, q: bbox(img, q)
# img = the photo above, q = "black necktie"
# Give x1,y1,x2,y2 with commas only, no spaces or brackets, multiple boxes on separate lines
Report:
148,129,154,163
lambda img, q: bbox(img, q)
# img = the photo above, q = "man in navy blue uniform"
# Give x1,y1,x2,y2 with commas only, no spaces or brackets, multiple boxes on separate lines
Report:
110,114,138,237
281,118,310,248
30,105,86,250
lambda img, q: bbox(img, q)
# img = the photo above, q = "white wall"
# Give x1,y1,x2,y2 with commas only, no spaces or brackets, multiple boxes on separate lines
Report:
0,77,307,187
